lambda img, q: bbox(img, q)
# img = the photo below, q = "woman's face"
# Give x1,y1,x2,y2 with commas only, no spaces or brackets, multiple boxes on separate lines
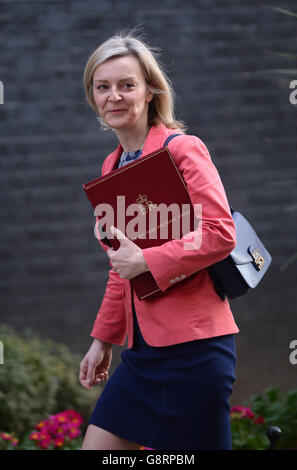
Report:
92,55,153,131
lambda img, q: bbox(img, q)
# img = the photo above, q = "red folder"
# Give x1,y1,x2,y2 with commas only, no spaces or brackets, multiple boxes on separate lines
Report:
82,147,197,300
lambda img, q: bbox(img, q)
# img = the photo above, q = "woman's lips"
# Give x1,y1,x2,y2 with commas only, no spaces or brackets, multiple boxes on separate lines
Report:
108,109,126,113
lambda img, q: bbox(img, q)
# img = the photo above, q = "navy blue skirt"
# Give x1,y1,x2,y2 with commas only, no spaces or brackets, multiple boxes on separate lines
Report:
89,295,237,450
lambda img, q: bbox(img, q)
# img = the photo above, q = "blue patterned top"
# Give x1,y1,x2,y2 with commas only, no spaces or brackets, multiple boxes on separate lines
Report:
117,149,143,168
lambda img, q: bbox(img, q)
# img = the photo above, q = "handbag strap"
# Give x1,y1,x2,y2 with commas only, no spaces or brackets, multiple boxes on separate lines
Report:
163,133,182,148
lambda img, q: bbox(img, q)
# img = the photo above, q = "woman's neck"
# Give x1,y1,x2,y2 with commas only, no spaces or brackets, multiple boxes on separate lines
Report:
115,122,150,153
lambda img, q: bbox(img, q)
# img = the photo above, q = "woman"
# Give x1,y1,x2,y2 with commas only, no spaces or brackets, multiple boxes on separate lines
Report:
79,32,239,450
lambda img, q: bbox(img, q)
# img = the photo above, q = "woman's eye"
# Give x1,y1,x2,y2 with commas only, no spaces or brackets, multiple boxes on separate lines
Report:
95,83,134,91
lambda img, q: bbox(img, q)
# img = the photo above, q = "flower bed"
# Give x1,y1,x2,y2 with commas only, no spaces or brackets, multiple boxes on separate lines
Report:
0,389,295,449
0,409,84,450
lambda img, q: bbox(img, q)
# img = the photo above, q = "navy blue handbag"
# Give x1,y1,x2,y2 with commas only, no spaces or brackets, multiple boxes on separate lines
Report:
163,134,272,300
207,209,272,300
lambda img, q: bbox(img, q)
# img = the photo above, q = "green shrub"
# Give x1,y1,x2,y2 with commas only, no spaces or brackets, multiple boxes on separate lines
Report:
231,406,268,450
231,387,297,450
249,387,297,450
0,324,100,439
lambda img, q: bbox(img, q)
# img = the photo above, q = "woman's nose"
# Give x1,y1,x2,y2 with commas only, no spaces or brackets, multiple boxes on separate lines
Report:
108,86,122,102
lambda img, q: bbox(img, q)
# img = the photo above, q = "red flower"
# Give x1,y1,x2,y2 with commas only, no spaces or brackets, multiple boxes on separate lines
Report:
254,415,265,425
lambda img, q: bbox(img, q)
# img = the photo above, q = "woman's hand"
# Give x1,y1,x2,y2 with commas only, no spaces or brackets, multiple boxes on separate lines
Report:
106,226,149,279
79,338,112,389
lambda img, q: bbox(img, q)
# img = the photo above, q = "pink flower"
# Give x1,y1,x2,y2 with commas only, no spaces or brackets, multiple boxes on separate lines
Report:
37,438,51,450
35,419,49,430
55,412,69,424
44,420,59,436
11,437,19,446
0,431,19,447
60,422,80,440
29,431,40,441
29,431,51,449
68,427,81,440
53,436,65,448
64,409,83,426
230,406,255,419
30,409,84,449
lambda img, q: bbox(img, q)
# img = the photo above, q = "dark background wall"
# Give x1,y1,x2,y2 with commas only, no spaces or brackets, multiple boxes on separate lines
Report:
0,0,296,405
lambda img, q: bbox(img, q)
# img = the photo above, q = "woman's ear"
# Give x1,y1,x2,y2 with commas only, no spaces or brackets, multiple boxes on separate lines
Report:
145,85,154,103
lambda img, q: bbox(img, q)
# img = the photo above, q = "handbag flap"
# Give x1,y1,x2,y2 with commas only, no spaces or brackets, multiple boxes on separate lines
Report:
229,211,271,267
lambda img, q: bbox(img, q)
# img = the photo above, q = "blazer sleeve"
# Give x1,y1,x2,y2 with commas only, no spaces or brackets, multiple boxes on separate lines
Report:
90,160,128,345
90,266,127,345
142,134,236,292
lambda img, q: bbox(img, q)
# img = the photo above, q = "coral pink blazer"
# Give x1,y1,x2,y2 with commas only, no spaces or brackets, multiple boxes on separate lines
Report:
90,124,239,348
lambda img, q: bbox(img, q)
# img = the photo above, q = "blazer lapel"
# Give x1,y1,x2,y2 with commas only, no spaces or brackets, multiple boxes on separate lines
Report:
141,124,167,156
103,145,123,175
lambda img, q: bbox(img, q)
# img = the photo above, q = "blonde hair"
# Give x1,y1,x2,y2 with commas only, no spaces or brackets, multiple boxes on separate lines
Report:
83,32,186,132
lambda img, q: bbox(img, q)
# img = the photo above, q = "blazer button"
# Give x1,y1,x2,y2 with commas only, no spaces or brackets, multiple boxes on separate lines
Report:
180,274,186,279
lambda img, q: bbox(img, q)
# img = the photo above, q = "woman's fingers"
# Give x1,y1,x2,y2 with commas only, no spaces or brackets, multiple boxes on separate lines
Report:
86,360,97,387
84,365,109,388
79,359,93,389
94,369,109,383
79,348,111,389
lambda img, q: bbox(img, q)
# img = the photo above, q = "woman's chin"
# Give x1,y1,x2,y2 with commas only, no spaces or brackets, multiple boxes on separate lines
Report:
105,119,128,130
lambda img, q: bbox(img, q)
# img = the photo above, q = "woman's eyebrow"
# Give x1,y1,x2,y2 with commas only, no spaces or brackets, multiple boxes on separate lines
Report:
94,77,137,83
